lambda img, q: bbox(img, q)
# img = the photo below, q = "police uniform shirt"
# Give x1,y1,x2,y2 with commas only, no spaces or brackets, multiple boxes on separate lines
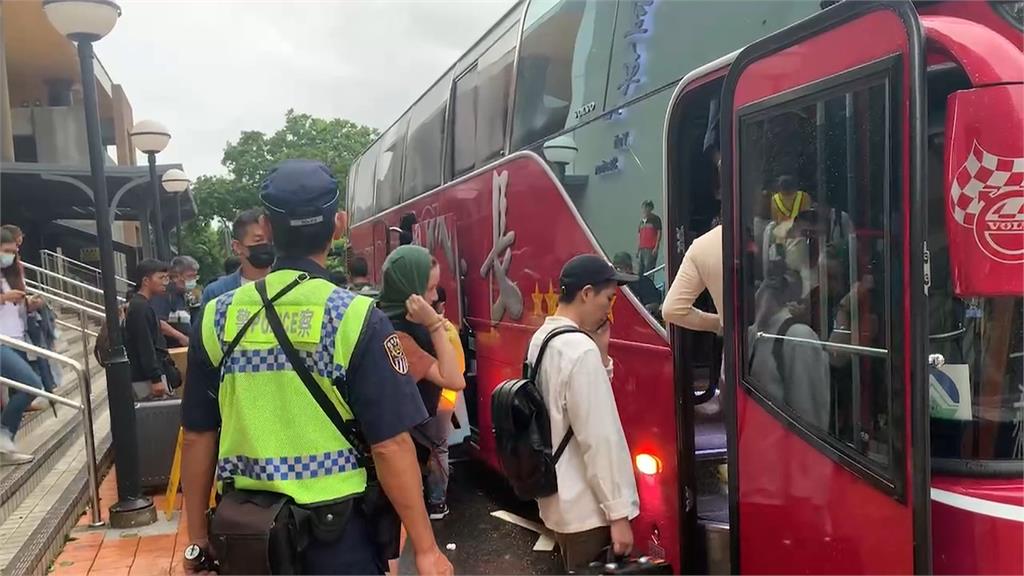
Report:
182,256,429,446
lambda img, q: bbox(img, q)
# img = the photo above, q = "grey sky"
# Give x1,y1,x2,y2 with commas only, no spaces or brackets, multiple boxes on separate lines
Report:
97,0,516,178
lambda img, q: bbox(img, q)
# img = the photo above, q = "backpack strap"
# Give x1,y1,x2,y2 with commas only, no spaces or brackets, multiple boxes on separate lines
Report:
528,325,588,464
772,317,799,387
217,273,308,372
528,326,587,380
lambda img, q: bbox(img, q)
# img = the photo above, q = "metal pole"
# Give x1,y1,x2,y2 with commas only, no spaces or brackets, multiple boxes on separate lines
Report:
77,40,155,528
176,191,182,253
79,307,92,385
148,153,168,260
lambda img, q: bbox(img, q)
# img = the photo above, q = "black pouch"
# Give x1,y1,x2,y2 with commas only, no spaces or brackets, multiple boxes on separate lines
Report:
302,498,354,544
209,489,306,575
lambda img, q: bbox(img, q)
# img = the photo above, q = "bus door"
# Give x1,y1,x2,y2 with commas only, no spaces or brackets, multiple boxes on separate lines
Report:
720,2,930,573
664,61,732,574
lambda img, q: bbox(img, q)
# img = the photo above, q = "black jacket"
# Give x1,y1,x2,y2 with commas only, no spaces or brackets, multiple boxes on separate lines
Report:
125,292,167,383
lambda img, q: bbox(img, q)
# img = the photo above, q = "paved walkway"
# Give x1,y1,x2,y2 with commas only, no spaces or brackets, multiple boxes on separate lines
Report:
50,468,188,576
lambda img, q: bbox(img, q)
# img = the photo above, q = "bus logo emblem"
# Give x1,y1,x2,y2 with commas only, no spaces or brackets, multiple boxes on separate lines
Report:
949,141,1024,264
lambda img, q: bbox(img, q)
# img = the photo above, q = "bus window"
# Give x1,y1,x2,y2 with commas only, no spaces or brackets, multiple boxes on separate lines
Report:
404,74,450,201
511,0,616,151
604,0,817,109
529,86,673,309
738,78,897,475
451,64,478,178
374,115,410,213
475,25,517,167
350,140,380,224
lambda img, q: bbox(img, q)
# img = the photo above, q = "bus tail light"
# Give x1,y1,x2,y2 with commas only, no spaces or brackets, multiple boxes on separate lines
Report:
635,453,662,475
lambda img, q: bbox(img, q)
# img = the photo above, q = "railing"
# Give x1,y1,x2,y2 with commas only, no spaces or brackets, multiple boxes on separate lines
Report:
40,249,133,293
0,335,103,527
24,286,106,378
26,279,105,314
23,261,126,307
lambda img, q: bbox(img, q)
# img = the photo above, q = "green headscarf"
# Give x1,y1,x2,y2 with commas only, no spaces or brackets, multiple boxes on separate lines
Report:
378,245,434,321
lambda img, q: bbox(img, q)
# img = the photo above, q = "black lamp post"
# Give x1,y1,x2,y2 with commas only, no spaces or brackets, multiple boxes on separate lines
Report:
161,168,191,253
43,0,156,529
130,120,172,261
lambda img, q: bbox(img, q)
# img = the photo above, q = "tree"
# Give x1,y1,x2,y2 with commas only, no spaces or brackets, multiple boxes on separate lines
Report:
187,109,378,275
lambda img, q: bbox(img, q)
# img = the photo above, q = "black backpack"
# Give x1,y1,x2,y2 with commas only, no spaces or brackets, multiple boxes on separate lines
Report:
491,326,586,500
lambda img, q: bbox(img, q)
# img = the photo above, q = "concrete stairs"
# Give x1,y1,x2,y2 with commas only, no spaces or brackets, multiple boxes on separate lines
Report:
0,309,113,576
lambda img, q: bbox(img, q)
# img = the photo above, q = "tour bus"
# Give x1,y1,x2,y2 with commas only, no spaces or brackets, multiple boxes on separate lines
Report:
348,0,1023,573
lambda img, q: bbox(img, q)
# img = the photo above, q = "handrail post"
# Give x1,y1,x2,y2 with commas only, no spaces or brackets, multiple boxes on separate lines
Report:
80,307,93,389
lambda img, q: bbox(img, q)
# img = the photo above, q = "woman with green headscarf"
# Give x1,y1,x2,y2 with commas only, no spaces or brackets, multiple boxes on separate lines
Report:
379,245,465,520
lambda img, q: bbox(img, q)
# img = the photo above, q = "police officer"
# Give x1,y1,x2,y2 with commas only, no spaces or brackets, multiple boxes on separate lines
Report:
180,160,453,575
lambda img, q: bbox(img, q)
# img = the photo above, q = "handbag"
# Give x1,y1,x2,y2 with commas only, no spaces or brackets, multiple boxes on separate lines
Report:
255,279,403,564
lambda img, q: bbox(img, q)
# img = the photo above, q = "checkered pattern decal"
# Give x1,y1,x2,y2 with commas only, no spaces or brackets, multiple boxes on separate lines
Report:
214,285,357,380
950,141,1024,227
217,448,360,482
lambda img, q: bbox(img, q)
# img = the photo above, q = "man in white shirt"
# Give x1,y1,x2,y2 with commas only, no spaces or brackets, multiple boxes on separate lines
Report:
528,254,640,571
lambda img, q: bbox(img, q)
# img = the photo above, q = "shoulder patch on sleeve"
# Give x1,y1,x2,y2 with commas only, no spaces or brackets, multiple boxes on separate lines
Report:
383,333,409,375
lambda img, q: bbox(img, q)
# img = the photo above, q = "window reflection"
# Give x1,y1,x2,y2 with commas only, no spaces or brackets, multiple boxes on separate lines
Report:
529,88,673,319
740,81,896,470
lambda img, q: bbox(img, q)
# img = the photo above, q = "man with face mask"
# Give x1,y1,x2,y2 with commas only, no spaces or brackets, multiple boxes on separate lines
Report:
151,255,200,347
200,208,274,308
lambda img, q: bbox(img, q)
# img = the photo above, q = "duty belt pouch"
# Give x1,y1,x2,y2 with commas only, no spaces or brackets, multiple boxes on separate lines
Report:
209,489,304,575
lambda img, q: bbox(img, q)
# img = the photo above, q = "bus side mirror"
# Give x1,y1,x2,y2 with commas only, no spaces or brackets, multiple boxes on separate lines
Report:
943,85,1024,297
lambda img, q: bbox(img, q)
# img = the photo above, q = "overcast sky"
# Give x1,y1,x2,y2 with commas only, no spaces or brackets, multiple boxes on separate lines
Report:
97,0,516,178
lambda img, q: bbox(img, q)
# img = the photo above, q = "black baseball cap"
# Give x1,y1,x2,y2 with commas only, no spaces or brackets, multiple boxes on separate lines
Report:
259,160,339,228
559,254,637,294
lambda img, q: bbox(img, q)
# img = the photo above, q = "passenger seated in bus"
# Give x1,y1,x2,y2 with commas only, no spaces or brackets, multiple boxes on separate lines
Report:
347,255,377,296
748,260,830,430
612,252,661,310
399,212,417,246
769,175,814,224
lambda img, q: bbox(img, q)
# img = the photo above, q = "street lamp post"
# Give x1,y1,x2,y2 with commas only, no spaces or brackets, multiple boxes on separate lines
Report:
161,168,190,253
130,120,171,260
43,0,156,529
542,133,578,181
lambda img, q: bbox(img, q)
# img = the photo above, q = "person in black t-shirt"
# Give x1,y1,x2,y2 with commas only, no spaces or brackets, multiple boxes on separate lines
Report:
613,252,661,309
125,259,172,399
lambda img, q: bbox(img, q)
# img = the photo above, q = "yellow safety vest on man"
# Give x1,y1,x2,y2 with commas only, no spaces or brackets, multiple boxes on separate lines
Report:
200,269,373,505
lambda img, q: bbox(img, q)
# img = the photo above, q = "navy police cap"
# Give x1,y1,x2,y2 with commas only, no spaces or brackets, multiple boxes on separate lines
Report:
260,159,339,228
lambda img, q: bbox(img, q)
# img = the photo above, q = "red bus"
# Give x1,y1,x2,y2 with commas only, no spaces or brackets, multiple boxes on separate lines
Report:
348,1,1023,573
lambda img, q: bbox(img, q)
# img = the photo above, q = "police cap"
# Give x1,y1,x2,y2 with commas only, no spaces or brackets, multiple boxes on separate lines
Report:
260,160,339,228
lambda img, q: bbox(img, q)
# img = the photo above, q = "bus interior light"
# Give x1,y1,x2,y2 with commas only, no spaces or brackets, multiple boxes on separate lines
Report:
635,453,662,475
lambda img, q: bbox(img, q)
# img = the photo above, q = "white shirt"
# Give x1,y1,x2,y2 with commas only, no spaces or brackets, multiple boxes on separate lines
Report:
0,277,26,340
527,316,640,534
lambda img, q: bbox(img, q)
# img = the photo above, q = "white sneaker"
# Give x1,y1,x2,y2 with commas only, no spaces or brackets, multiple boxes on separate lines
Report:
0,429,33,465
28,397,48,411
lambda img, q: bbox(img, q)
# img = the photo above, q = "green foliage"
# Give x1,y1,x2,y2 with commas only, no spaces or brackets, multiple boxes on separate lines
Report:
178,220,227,282
181,109,377,278
191,110,378,225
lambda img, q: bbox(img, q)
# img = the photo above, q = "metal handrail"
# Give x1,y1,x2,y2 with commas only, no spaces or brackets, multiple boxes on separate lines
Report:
0,334,103,527
754,331,889,358
25,286,106,321
56,318,99,338
23,261,122,302
40,249,134,288
26,279,106,313
644,263,666,278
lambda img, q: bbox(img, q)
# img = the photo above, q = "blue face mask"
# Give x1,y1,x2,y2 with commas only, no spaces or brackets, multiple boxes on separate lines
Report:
0,253,15,269
184,279,198,290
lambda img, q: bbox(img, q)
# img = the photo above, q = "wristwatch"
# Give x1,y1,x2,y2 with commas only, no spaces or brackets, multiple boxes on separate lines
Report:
184,544,203,563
